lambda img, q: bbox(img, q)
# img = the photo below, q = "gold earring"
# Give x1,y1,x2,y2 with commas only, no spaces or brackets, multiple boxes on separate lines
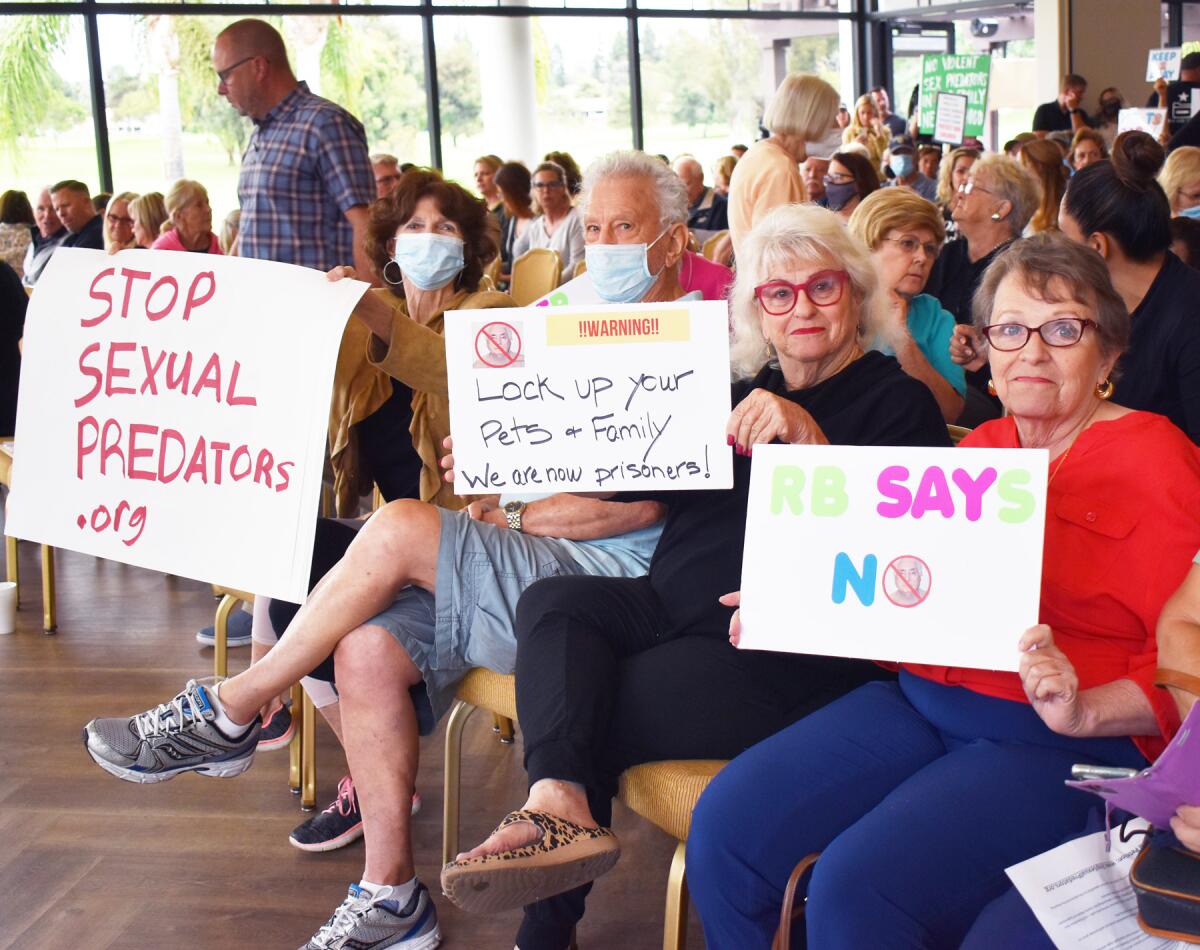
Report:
987,379,997,396
1096,378,1114,400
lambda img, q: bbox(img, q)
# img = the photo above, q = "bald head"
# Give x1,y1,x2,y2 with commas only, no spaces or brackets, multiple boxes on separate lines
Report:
672,157,705,204
213,19,297,120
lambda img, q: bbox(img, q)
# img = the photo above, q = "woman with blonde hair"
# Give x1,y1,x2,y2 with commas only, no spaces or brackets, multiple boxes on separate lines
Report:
1159,145,1200,216
728,72,841,254
1019,138,1067,234
129,192,167,249
842,93,889,173
151,179,222,254
103,191,138,253
219,209,241,256
713,154,737,196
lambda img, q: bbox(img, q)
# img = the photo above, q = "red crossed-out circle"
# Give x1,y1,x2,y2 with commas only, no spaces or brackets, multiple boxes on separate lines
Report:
883,555,932,608
475,321,522,368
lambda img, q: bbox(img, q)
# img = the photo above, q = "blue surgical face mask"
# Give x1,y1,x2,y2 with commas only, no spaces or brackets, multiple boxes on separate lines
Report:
392,232,465,290
585,229,668,303
1180,205,1200,220
889,154,914,178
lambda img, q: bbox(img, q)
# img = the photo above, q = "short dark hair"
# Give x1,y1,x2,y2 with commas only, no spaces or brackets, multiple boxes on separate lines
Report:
1182,52,1200,72
831,150,882,203
0,190,34,226
973,232,1129,367
1062,73,1087,91
494,161,533,217
1063,131,1170,263
365,170,498,298
1170,216,1200,267
50,179,90,197
544,151,582,195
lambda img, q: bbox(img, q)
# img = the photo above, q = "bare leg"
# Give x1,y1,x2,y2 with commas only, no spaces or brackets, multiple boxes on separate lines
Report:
455,780,599,861
318,701,345,745
334,623,424,883
216,499,442,724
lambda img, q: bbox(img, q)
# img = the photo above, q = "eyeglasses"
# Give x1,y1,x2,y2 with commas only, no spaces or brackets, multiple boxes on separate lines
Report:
532,180,564,191
882,235,940,259
957,179,996,197
982,317,1098,351
823,173,854,186
106,214,133,225
754,271,849,315
216,56,255,84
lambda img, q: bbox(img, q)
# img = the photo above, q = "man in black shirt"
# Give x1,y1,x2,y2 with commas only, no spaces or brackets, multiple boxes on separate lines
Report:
872,86,908,139
1033,73,1090,137
1147,52,1200,136
50,180,104,251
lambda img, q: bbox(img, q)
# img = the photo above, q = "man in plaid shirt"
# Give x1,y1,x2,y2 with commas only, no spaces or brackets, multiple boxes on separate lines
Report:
213,19,375,275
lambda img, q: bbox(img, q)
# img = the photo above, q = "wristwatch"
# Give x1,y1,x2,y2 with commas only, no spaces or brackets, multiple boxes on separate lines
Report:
503,500,526,532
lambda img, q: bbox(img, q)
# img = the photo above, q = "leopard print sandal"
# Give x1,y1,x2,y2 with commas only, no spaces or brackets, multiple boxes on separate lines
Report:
440,808,620,914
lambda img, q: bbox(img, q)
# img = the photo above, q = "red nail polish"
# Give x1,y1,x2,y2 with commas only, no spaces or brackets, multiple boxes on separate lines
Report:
727,434,735,446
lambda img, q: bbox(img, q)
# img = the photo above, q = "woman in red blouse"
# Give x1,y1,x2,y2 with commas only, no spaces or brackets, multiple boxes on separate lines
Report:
687,233,1200,949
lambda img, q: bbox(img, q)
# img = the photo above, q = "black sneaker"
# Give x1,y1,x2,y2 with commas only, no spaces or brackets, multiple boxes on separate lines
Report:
196,609,253,647
257,703,294,751
289,775,422,853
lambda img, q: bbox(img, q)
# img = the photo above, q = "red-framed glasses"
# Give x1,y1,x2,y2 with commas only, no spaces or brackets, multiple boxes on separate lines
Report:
754,270,849,315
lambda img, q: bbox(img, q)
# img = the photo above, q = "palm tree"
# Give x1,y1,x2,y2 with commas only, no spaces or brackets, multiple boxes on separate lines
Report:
0,15,73,159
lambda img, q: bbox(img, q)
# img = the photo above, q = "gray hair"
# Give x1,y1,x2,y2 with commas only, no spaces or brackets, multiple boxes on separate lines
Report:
579,150,689,231
972,154,1040,239
729,203,884,380
763,73,841,141
370,152,399,166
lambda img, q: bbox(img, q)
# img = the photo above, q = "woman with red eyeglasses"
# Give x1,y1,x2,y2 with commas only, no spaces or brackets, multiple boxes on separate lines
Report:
440,204,949,941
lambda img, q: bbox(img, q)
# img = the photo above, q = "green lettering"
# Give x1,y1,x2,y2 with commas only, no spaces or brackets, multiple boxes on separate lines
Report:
811,465,849,516
770,465,806,516
997,469,1035,523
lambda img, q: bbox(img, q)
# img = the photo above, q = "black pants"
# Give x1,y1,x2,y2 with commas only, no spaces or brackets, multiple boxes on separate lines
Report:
511,574,892,950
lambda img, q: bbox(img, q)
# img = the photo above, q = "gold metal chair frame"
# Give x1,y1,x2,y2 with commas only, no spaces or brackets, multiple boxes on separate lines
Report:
0,441,56,633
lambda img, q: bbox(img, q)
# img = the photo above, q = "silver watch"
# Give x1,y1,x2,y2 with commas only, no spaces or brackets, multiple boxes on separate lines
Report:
503,500,526,532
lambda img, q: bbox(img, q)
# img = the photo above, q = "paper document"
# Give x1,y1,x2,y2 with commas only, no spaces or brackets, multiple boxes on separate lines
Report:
1007,821,1188,949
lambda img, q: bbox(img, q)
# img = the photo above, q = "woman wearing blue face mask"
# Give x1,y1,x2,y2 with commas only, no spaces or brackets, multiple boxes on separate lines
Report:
823,151,881,221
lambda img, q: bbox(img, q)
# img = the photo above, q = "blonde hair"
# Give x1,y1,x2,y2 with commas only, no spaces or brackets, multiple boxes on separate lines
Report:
936,146,979,207
844,94,880,141
1159,146,1200,213
129,192,168,244
714,155,737,186
162,179,209,234
972,155,1040,238
762,73,840,141
847,188,946,251
1020,139,1068,234
220,209,241,256
729,204,884,380
103,190,139,251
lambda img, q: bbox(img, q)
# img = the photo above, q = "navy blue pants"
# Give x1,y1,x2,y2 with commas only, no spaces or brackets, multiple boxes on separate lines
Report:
686,671,1147,949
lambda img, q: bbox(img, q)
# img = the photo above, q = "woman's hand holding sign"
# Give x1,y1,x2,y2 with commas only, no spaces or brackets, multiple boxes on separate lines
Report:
726,390,828,456
721,591,742,647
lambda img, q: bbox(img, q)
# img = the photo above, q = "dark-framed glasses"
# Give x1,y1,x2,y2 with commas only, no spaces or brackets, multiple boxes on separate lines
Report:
216,56,256,84
982,317,1098,351
754,270,849,315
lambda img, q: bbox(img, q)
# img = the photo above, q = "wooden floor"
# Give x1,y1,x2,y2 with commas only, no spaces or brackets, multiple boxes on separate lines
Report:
0,533,707,949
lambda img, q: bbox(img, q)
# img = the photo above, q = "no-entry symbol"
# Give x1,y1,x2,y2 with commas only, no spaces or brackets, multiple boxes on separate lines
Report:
883,555,931,608
475,321,522,368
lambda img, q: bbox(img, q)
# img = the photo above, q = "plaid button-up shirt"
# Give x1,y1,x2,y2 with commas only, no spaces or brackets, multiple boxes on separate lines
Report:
238,82,374,271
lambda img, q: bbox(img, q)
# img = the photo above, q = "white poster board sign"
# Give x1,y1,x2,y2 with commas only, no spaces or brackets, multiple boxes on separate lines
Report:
738,444,1048,672
1147,48,1182,82
1191,86,1200,119
532,271,602,308
5,248,367,603
934,91,969,145
444,301,732,493
1118,107,1167,136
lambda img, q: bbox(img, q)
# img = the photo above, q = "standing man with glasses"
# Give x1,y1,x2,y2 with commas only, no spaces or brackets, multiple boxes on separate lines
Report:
212,19,375,277
511,160,584,281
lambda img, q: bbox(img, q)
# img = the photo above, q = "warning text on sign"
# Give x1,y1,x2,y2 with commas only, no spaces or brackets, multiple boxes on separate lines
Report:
445,301,733,493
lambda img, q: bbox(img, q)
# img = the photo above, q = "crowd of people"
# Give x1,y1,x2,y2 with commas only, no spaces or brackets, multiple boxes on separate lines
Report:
3,14,1200,949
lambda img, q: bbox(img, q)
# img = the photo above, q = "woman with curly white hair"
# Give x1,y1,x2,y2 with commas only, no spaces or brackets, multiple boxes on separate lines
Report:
442,204,950,949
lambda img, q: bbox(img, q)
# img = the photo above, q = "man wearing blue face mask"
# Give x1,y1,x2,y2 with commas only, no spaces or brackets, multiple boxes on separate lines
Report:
884,143,938,202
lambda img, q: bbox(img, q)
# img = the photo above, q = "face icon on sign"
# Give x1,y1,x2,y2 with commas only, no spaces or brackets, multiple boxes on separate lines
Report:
486,325,514,360
885,556,930,607
474,320,525,369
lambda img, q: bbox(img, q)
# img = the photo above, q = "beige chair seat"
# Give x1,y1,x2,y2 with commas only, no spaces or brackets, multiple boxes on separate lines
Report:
618,760,725,843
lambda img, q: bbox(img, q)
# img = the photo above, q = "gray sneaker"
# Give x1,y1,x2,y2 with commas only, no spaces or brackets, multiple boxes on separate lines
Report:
300,882,441,950
83,679,260,784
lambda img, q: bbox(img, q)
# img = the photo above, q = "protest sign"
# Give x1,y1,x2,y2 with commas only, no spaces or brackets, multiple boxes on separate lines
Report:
934,92,968,145
918,53,991,140
1147,47,1182,82
533,271,602,308
737,444,1048,671
1118,107,1167,135
444,300,732,493
5,248,367,603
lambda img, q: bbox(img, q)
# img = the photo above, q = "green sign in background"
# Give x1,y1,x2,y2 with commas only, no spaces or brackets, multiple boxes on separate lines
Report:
918,53,992,140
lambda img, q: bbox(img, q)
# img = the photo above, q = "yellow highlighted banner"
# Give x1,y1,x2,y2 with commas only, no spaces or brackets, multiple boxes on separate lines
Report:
545,308,691,346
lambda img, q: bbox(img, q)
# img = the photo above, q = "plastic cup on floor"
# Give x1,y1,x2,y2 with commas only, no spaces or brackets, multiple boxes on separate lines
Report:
0,581,16,634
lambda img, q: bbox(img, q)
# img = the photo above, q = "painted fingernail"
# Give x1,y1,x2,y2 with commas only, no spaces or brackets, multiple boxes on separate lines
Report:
727,434,735,446
736,443,745,454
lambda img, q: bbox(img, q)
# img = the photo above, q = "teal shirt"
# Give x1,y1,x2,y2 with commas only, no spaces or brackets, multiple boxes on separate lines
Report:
872,293,966,397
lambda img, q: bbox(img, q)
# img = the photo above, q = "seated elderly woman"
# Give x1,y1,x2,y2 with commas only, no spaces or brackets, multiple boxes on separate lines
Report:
129,192,167,250
440,204,950,948
150,179,222,254
848,188,965,421
103,191,138,254
83,150,700,950
1159,144,1200,217
684,232,1200,948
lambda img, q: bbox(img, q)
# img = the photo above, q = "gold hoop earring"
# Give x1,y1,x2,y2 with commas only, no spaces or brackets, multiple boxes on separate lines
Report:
1096,378,1114,400
986,379,997,397
382,260,403,286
